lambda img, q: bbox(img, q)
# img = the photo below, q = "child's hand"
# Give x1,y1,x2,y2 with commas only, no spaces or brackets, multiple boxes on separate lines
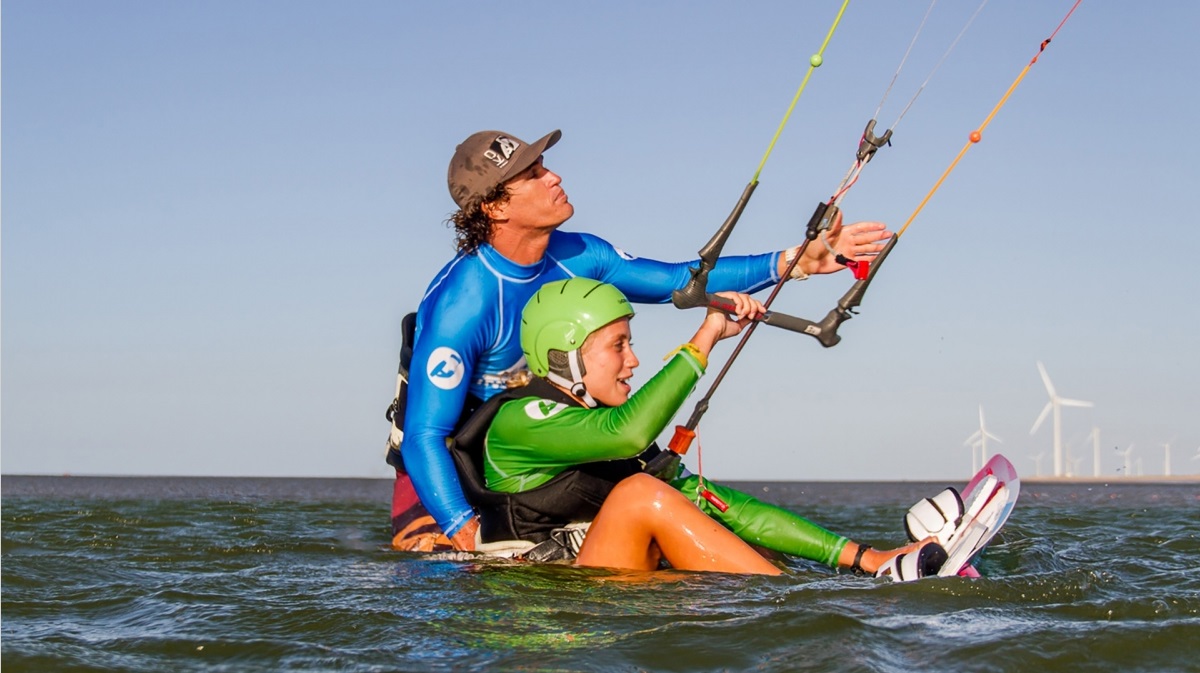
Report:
705,292,765,341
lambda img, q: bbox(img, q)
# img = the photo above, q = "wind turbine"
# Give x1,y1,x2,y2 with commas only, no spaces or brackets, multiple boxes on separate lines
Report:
964,405,1002,473
1029,361,1093,477
1118,444,1134,477
1029,452,1045,477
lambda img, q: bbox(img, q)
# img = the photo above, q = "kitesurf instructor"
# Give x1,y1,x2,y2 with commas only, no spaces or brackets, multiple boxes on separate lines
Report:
388,128,893,551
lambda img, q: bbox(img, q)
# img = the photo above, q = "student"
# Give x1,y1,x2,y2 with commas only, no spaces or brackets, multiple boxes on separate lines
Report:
456,277,946,577
389,128,895,552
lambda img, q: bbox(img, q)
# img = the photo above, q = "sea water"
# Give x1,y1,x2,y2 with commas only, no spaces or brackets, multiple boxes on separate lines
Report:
2,476,1197,673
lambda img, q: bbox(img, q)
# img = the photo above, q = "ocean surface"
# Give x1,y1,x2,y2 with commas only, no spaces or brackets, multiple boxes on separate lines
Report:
3,475,1198,673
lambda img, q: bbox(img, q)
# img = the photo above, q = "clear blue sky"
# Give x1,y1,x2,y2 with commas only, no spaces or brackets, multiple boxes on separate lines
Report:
4,1,1198,481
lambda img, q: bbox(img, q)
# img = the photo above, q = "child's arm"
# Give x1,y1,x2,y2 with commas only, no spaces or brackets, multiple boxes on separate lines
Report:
687,291,766,359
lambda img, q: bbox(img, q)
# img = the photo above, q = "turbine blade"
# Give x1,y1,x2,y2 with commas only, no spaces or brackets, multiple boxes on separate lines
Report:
1031,402,1052,434
964,430,981,445
985,431,1003,443
1037,361,1057,398
1060,398,1093,408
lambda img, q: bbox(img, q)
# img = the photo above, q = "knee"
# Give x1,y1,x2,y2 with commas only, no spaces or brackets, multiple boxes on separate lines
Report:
611,473,668,499
606,474,683,518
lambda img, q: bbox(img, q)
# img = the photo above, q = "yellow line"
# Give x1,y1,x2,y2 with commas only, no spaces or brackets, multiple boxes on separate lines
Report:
751,0,853,183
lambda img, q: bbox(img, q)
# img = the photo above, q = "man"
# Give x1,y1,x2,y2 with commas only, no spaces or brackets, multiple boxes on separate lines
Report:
388,128,892,551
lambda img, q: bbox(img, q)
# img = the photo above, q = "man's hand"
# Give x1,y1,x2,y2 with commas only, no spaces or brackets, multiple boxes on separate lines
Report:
786,218,893,277
450,516,480,551
392,531,449,552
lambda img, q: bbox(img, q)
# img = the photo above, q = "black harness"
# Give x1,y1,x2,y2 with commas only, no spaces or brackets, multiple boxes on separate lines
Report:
384,310,481,473
450,378,665,544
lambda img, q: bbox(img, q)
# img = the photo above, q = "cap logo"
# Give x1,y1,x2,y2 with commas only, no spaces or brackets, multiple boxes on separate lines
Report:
483,136,520,169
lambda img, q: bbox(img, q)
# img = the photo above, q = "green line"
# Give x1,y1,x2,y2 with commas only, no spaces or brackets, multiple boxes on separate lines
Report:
752,0,852,183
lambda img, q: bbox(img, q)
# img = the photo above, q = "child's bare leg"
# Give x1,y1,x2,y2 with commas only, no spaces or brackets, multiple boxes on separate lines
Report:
577,474,782,575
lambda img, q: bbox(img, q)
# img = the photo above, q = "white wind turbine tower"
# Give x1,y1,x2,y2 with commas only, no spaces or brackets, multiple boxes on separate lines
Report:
1029,361,1093,477
1162,438,1175,477
1087,427,1102,478
1119,444,1135,477
964,405,1002,473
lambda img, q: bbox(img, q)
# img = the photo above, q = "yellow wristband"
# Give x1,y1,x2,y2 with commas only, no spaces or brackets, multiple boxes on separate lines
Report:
666,343,708,370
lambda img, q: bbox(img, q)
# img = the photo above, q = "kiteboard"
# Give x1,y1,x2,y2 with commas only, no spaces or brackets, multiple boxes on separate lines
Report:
935,453,1020,578
880,453,1019,582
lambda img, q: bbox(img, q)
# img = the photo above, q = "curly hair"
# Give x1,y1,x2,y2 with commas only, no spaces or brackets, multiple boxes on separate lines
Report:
448,182,510,254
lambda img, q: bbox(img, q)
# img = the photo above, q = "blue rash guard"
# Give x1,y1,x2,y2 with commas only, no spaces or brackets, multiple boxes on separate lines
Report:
401,229,781,536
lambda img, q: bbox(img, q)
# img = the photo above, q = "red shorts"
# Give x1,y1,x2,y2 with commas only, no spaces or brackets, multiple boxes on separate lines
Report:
390,468,453,551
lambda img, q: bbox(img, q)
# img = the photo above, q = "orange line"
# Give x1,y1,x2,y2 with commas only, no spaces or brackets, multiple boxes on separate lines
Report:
897,0,1083,238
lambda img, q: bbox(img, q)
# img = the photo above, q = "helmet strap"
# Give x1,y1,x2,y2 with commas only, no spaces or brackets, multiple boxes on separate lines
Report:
546,349,597,408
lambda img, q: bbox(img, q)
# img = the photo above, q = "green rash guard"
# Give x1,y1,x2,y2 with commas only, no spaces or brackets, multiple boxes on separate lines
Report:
484,349,850,568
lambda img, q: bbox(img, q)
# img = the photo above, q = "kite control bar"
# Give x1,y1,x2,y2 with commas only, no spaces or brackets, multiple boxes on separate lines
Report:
675,200,850,342
670,182,757,311
702,233,898,349
803,233,900,348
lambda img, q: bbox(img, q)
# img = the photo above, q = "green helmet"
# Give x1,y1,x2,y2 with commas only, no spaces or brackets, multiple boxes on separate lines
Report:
521,278,634,377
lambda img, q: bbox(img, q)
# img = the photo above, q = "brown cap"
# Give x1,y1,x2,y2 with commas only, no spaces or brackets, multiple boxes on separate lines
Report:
447,129,561,209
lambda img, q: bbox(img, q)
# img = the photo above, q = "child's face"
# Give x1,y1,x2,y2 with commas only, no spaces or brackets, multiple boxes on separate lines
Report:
580,318,639,407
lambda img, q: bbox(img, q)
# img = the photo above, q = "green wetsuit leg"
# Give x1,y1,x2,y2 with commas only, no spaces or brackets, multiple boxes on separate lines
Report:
670,475,848,568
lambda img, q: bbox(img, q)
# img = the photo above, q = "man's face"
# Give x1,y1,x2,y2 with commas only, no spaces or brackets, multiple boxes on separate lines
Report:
491,157,574,230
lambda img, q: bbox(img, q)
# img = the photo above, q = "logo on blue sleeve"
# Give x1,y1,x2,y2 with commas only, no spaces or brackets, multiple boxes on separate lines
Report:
427,346,465,390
